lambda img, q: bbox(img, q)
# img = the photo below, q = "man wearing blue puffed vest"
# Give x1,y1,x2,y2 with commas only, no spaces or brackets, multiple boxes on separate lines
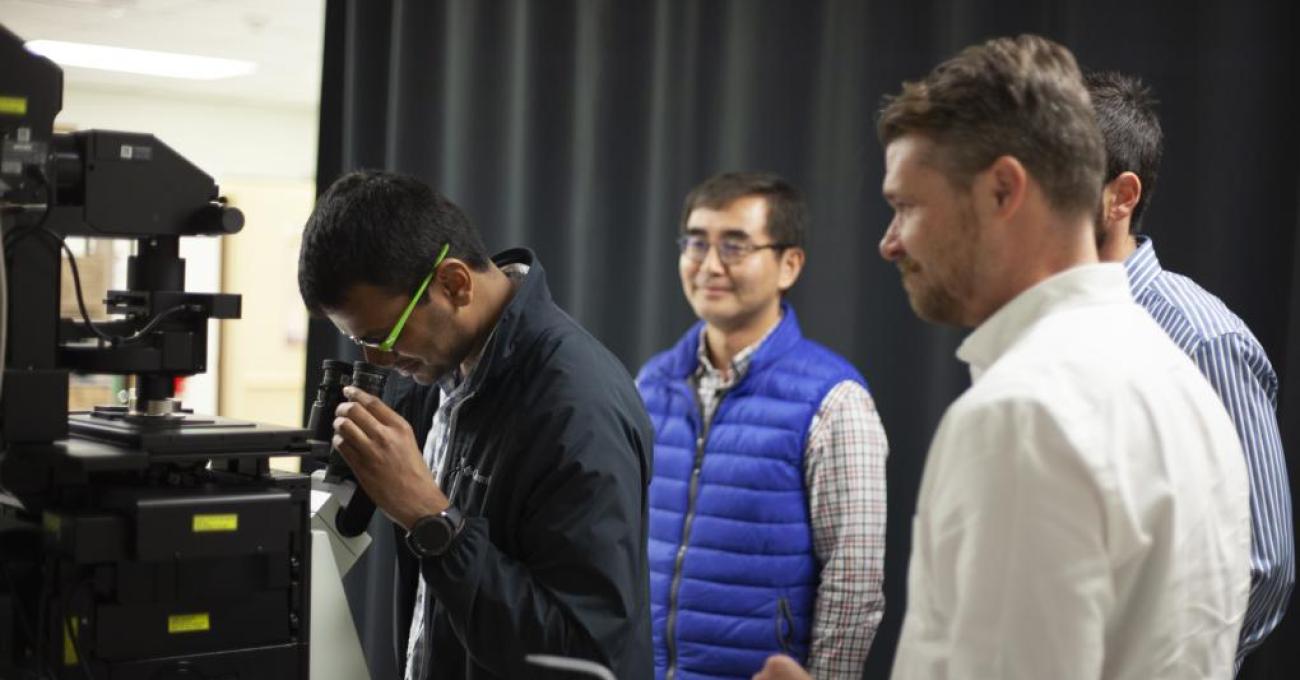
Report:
639,172,888,680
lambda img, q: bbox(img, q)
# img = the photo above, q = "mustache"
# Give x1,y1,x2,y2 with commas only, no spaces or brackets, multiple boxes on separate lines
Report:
897,258,921,275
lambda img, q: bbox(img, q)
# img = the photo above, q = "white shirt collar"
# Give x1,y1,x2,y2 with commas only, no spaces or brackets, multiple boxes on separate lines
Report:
956,263,1132,380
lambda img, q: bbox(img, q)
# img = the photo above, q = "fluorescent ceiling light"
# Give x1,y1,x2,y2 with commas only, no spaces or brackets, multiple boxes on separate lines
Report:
24,39,257,80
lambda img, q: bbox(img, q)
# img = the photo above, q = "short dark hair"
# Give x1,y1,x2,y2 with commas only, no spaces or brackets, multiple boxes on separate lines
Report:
877,34,1105,218
298,170,490,315
1084,71,1163,232
680,171,807,249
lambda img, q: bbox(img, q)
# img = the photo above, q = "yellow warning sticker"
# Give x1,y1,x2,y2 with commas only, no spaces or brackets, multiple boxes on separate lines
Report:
192,513,238,532
0,96,27,116
168,612,211,634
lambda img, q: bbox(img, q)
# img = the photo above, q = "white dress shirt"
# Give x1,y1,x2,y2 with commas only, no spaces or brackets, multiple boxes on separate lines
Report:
892,263,1251,680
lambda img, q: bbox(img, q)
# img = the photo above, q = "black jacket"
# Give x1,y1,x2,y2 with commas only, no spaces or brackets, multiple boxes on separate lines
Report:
385,249,653,680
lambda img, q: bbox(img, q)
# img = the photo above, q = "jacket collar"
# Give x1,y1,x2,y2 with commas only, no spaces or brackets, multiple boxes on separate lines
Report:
466,248,553,388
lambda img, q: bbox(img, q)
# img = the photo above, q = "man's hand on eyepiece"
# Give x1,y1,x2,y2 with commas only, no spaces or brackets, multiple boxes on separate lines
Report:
332,385,449,529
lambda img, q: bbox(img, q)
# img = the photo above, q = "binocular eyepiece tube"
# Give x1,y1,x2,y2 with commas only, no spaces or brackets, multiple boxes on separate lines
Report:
308,359,391,537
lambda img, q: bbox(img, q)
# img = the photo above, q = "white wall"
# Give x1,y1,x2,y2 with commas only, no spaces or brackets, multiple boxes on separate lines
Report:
219,178,315,434
58,86,319,180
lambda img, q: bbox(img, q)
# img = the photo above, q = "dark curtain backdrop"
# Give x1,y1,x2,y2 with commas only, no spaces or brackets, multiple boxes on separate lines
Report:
304,2,1300,678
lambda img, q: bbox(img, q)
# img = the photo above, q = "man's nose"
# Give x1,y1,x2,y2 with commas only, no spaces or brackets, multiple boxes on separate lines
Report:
699,241,727,273
879,220,904,262
362,346,396,366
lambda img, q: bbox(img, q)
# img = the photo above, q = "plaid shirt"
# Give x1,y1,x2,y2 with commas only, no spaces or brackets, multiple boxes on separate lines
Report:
694,324,888,678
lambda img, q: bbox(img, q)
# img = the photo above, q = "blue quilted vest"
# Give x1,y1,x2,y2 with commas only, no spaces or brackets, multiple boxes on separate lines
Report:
637,305,867,680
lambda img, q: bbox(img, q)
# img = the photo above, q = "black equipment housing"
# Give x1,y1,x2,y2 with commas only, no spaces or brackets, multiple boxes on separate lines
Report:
0,24,317,680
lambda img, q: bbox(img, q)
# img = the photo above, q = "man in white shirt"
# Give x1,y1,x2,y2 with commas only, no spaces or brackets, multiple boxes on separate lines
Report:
755,34,1249,680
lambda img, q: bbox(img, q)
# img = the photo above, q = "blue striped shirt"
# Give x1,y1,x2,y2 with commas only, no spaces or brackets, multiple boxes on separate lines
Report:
1125,236,1294,665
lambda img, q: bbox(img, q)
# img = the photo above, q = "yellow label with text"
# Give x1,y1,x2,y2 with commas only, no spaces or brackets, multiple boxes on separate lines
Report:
168,612,211,634
0,96,27,116
192,513,238,532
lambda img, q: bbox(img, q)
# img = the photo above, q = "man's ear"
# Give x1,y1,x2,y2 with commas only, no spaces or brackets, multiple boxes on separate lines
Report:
973,155,1028,222
777,247,805,292
435,260,475,308
1102,171,1142,226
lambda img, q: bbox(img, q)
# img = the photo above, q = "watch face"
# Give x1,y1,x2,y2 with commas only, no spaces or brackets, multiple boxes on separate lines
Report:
412,516,454,556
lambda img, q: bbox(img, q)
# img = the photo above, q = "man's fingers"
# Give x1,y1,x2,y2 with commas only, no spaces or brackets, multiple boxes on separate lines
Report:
331,433,356,466
336,400,385,441
752,655,810,680
331,434,379,498
333,417,375,462
343,386,407,428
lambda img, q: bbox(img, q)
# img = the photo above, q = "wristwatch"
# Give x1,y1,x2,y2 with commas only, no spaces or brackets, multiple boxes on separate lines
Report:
405,506,465,558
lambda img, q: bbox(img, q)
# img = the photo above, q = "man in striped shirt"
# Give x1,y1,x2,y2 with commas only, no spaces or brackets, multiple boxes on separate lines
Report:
1088,71,1295,666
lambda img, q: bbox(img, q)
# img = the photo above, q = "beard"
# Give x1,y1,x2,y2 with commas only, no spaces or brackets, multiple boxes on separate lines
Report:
900,258,966,326
898,207,980,328
410,365,441,385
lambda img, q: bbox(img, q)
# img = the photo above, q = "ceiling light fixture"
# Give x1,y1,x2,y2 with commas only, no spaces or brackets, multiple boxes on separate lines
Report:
24,39,257,80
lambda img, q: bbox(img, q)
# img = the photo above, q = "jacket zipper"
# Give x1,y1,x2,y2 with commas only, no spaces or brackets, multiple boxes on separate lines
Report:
776,596,795,655
665,386,723,680
417,387,477,662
